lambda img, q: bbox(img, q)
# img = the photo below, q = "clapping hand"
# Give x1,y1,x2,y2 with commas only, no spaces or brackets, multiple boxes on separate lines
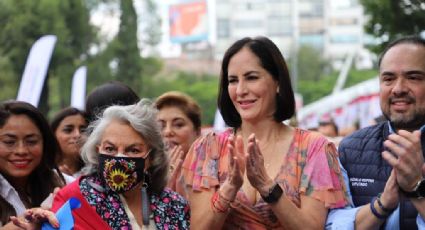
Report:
382,130,424,192
380,170,399,211
221,135,245,200
245,134,274,196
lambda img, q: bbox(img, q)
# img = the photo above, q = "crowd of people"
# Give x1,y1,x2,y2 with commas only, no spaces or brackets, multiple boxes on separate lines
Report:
0,35,424,230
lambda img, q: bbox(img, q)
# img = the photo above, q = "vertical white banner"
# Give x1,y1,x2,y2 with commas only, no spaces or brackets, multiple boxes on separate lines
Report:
70,66,87,110
17,35,57,107
213,109,226,132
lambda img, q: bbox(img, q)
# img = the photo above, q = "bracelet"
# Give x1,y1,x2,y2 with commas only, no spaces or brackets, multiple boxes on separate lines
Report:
218,191,233,204
220,190,241,209
376,193,396,213
211,191,230,213
370,196,388,220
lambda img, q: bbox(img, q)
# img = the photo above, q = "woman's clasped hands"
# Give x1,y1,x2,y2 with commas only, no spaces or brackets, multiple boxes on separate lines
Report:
222,133,275,201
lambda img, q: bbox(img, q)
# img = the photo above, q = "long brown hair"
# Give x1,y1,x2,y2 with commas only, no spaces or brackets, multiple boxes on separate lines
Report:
0,101,65,222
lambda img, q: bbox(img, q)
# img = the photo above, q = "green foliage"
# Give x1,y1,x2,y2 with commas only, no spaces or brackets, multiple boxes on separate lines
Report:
296,45,330,82
344,69,378,88
298,69,378,105
298,74,337,105
360,0,425,53
0,54,18,101
115,0,143,93
141,0,162,48
143,71,219,125
0,0,96,112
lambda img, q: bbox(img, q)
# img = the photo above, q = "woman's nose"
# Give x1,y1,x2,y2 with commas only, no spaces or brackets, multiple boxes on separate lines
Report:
236,81,247,95
14,141,29,155
163,124,174,137
73,129,81,137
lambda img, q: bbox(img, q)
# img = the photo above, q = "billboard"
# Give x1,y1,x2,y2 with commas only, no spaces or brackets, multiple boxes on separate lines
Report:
169,0,208,44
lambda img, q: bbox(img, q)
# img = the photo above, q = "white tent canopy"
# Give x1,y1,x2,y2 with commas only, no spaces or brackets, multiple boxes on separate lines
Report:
297,77,381,129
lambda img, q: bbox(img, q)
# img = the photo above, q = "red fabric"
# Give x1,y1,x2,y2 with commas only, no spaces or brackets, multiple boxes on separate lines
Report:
52,178,111,230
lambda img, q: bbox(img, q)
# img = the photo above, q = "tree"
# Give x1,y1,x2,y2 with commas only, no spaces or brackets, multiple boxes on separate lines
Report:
360,0,425,53
0,53,17,101
295,45,330,82
140,0,162,54
114,0,143,93
0,0,96,112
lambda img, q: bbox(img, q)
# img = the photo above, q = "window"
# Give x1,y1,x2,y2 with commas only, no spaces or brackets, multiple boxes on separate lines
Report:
217,19,230,38
267,15,292,36
330,34,359,43
234,19,263,28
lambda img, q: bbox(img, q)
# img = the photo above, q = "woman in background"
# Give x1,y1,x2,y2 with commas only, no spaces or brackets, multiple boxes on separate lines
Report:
85,81,140,123
0,101,65,228
155,91,201,190
50,107,87,178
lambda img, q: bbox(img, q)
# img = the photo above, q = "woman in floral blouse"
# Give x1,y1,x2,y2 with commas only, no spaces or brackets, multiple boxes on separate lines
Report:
52,99,190,229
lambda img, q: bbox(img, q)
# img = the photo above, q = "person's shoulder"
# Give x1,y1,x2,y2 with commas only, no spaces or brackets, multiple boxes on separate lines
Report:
193,128,233,149
61,173,77,184
158,188,189,206
294,127,331,145
338,123,387,154
201,128,232,140
340,123,386,145
56,176,84,197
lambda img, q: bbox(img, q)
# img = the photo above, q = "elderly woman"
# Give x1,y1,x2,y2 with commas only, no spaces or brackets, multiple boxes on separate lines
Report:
51,99,190,229
180,37,349,229
0,101,64,228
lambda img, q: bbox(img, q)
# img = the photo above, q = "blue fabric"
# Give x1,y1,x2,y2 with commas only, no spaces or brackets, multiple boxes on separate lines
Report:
327,154,425,229
325,162,400,229
337,122,420,228
418,215,425,229
42,197,81,230
326,160,357,230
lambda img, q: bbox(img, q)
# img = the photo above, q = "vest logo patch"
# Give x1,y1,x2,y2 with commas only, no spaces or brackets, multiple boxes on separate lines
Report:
350,177,375,187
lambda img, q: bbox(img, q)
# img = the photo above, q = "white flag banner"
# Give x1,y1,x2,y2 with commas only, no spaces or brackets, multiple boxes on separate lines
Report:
17,35,57,107
70,66,87,110
213,109,226,132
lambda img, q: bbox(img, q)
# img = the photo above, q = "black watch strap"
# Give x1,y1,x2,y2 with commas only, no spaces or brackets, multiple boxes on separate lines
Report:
400,179,425,198
261,183,283,204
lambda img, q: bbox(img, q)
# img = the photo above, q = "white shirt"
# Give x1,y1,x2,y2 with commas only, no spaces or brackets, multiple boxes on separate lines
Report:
0,173,26,216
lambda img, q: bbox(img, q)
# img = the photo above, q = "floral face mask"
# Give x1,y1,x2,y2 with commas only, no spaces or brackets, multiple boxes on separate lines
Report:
98,153,146,193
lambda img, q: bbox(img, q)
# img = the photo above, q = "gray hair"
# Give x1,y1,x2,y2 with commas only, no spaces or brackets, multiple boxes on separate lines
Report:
81,99,169,193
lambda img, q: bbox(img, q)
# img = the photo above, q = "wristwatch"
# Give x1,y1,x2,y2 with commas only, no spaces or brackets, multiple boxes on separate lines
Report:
400,178,425,199
261,183,283,204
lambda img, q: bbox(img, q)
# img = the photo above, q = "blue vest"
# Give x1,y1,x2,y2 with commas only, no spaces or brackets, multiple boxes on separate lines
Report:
339,122,418,230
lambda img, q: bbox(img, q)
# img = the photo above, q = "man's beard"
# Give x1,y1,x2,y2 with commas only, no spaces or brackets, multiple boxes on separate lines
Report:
382,94,425,131
383,108,425,131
